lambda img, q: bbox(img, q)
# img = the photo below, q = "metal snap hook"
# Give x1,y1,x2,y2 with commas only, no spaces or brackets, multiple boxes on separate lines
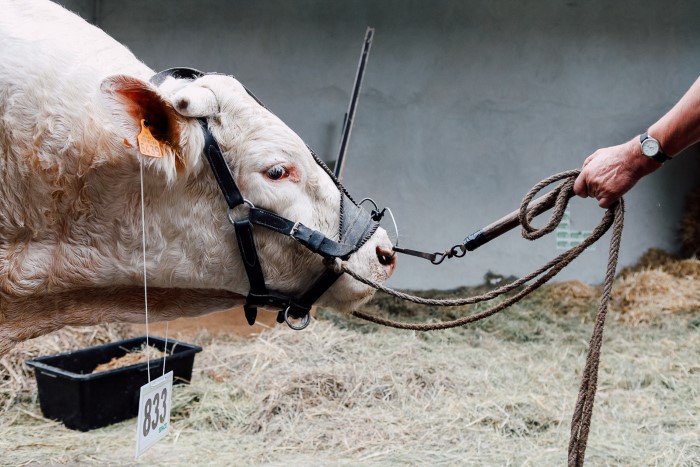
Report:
227,199,255,224
283,307,311,331
430,252,446,265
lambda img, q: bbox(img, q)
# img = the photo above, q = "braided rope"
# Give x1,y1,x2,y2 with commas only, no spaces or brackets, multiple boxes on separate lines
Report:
342,170,624,467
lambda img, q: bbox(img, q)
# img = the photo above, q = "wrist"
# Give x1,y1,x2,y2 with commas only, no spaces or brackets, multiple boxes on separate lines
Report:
626,137,662,176
647,124,679,158
639,131,672,163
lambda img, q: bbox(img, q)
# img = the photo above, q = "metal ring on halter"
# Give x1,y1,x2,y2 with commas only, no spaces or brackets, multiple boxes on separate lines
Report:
283,307,311,331
383,206,400,248
227,199,255,224
358,198,379,212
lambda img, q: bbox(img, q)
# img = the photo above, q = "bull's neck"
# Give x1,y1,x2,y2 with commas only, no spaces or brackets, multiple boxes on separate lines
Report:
0,115,246,300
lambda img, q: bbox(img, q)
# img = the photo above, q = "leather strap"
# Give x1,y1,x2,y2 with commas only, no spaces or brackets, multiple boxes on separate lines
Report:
248,208,357,259
199,119,246,208
234,220,267,325
287,269,342,318
339,196,379,249
149,69,246,208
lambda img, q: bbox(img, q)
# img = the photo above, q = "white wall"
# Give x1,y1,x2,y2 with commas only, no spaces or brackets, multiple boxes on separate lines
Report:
55,0,700,288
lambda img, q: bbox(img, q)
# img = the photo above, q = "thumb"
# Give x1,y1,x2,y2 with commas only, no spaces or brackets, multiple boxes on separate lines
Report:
573,173,588,198
598,196,616,209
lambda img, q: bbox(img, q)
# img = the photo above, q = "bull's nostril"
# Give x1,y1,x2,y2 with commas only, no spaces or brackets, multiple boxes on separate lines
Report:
376,246,396,267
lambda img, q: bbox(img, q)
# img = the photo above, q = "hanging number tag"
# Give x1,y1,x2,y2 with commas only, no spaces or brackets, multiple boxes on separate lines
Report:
135,370,173,457
137,119,162,158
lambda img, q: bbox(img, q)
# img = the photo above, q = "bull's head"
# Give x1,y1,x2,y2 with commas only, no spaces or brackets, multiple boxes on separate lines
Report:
99,72,396,314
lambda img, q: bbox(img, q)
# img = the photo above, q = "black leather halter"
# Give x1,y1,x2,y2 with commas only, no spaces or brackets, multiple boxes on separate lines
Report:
150,68,380,330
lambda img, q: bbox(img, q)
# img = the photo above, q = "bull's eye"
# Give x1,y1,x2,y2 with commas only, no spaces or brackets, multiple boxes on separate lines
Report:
265,164,289,181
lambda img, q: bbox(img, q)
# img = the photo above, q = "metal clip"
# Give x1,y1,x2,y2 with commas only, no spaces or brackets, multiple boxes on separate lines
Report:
430,244,466,265
448,244,467,259
371,208,386,222
430,252,446,265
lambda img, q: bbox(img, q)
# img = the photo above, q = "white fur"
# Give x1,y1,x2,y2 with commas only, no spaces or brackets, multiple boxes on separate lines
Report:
0,0,395,354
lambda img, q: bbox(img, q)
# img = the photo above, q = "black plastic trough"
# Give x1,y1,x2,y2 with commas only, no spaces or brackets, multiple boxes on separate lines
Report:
26,336,202,431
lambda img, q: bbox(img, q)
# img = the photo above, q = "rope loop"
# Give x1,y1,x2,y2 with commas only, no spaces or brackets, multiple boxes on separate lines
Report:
342,169,623,467
519,169,579,240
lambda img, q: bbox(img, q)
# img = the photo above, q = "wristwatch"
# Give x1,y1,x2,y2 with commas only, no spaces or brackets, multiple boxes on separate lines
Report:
639,132,671,163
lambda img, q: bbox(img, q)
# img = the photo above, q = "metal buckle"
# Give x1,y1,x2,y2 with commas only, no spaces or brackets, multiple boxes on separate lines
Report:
227,199,255,225
283,307,311,331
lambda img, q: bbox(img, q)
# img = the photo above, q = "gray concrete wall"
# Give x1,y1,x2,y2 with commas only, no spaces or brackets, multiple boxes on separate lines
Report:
55,0,700,289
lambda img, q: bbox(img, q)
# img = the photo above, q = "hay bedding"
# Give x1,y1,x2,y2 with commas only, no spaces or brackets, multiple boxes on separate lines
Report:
612,250,700,323
0,254,699,465
0,324,131,413
1,315,699,464
92,343,167,373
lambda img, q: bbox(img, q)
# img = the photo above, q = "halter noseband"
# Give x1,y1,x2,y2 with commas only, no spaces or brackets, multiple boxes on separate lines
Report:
150,68,380,330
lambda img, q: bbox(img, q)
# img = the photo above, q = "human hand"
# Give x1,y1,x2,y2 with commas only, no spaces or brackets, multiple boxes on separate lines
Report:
573,138,662,208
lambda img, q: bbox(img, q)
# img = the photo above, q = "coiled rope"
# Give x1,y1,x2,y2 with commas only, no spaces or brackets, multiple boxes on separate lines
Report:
341,170,624,467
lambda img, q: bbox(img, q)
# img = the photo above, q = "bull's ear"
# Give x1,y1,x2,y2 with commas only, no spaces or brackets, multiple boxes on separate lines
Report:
100,75,183,152
170,83,218,118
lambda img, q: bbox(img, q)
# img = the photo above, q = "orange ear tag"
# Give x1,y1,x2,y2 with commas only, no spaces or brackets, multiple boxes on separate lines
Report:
137,119,162,158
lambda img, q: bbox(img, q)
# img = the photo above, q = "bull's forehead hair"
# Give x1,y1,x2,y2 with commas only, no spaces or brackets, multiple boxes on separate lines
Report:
157,73,329,189
215,88,318,168
238,111,310,160
157,74,248,116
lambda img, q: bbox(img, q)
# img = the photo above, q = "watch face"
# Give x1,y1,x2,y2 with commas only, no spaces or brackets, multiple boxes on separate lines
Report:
642,138,660,156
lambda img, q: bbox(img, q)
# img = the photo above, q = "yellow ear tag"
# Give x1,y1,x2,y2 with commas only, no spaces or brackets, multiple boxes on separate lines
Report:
137,119,162,158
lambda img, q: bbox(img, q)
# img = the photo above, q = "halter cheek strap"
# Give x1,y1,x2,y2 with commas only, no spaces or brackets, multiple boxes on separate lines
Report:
199,113,348,329
150,68,379,330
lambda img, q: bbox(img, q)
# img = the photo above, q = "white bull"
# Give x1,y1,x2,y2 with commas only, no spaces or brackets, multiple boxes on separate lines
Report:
0,0,396,355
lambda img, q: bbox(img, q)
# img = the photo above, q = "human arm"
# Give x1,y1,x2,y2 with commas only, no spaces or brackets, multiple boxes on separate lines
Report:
574,76,700,208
